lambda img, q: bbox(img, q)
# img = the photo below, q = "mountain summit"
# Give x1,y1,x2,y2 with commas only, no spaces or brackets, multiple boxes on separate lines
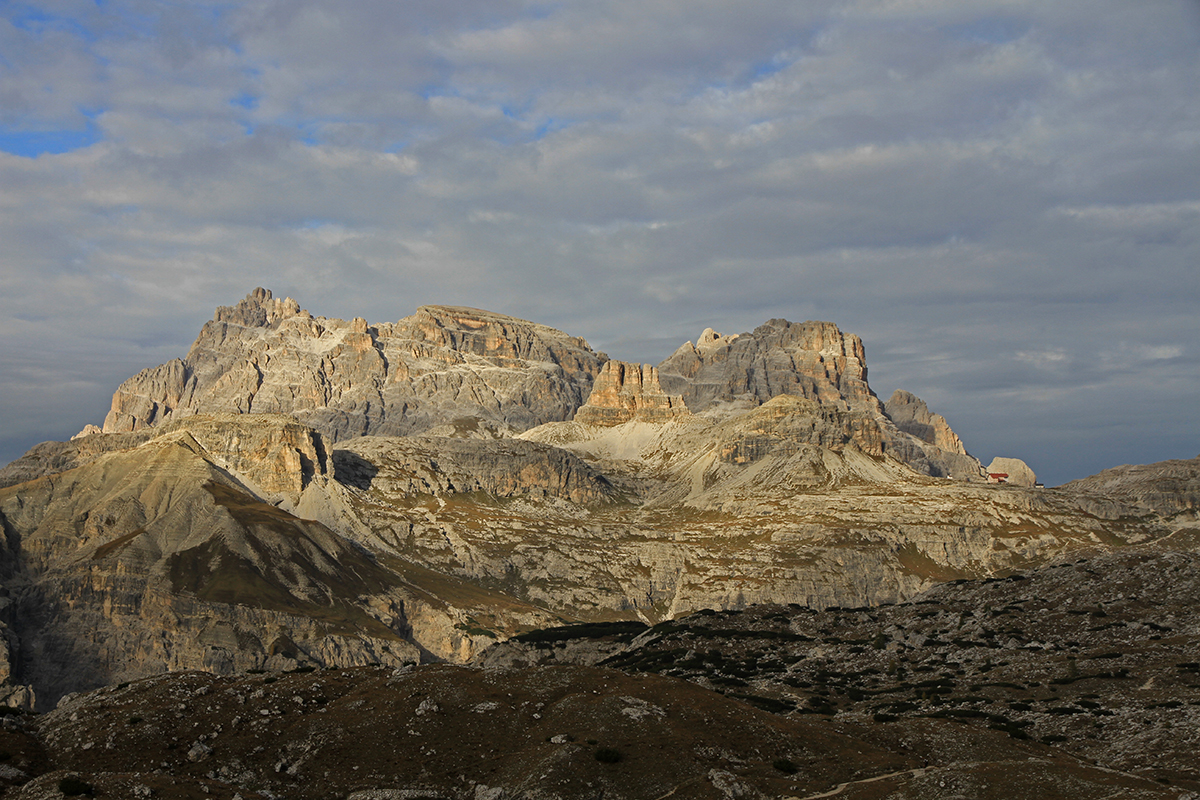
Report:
96,288,981,480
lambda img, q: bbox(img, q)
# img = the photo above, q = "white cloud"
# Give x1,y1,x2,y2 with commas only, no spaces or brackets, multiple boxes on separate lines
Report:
1015,349,1069,368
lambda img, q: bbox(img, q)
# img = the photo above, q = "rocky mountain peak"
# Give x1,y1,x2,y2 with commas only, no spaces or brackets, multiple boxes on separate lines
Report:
213,287,305,328
884,390,970,456
91,290,983,484
573,360,689,426
697,326,738,352
99,291,607,442
657,318,873,413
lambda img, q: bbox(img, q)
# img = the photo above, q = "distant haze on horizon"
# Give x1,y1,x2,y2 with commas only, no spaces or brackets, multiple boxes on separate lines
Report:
2,1,1198,487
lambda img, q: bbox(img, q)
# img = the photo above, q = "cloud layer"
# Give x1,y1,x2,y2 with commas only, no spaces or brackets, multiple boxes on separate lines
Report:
2,0,1198,484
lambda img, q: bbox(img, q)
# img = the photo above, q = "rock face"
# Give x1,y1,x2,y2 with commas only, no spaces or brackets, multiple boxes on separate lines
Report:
885,390,985,480
986,456,1038,488
657,320,875,413
333,435,618,505
1060,455,1200,516
0,415,558,709
885,390,968,455
102,289,607,442
573,360,688,426
657,321,984,479
94,291,981,481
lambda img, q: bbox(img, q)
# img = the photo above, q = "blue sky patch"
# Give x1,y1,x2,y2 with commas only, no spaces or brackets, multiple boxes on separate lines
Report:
0,125,102,158
230,93,259,111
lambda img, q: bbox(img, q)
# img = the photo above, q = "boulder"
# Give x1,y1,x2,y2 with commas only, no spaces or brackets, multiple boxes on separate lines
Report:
986,457,1038,488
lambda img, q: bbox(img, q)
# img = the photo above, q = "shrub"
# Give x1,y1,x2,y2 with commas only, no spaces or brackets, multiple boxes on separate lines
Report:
773,758,799,774
594,747,622,764
59,777,95,797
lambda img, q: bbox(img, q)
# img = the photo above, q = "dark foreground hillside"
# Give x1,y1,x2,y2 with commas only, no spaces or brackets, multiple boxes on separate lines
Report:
0,547,1196,799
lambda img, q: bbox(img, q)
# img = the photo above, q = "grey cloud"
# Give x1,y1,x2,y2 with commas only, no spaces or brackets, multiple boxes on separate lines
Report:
0,0,1198,483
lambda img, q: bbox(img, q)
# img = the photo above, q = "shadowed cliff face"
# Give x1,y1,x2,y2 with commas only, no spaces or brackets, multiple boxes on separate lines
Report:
0,415,563,710
9,554,1197,800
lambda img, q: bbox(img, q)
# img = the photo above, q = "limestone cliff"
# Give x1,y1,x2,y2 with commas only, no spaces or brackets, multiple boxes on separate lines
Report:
0,415,558,708
573,360,688,426
885,390,968,455
93,291,983,482
657,321,984,479
885,390,986,480
657,319,875,413
333,435,618,505
102,289,607,442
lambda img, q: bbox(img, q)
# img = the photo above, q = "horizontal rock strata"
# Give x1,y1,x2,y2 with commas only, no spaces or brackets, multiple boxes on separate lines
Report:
573,360,688,426
102,288,607,442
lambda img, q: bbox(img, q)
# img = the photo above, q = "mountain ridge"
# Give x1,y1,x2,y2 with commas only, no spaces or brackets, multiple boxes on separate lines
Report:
88,288,990,483
0,288,1191,719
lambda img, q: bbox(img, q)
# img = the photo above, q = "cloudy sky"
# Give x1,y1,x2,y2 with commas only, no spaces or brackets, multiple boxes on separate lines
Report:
2,0,1198,485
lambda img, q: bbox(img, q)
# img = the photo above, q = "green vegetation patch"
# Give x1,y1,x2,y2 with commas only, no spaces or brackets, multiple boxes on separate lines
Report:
58,777,95,797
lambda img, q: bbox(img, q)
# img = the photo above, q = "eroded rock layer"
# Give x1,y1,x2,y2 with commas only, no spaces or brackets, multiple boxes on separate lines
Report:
102,289,608,441
573,360,688,426
0,415,558,709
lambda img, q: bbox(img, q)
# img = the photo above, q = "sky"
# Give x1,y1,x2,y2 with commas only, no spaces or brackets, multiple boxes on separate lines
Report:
1,0,1198,487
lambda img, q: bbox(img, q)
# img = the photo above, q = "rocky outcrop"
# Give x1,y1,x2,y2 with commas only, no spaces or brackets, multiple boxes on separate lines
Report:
987,457,1038,488
1060,455,1200,516
573,361,688,426
101,289,607,442
0,429,158,490
332,435,618,505
1,414,329,506
657,321,984,479
885,390,968,455
715,394,889,463
658,320,876,413
0,415,571,708
0,422,418,708
885,390,986,480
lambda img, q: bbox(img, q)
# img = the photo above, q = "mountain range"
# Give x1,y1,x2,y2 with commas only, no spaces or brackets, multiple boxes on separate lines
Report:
0,288,1195,798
